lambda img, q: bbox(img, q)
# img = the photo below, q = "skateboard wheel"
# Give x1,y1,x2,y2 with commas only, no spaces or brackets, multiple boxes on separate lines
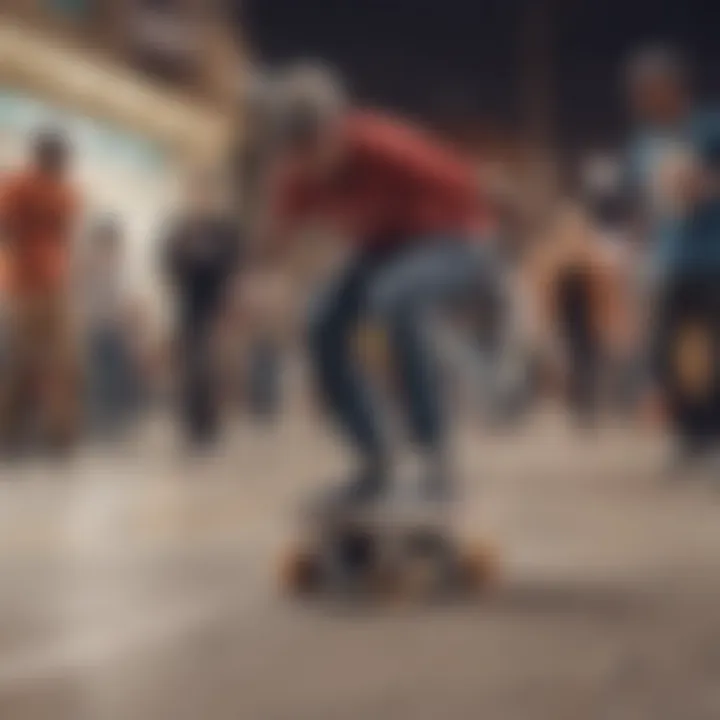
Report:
458,541,500,592
336,529,376,574
280,547,322,595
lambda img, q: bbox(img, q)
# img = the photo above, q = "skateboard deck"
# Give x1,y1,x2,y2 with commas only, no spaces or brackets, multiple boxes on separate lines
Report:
281,499,499,601
302,497,454,533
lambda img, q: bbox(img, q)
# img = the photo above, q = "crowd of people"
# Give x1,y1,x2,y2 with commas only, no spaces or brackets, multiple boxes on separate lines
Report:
0,45,718,493
0,129,287,459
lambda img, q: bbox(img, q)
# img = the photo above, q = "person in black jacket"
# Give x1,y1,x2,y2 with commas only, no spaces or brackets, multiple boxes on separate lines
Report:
163,172,240,448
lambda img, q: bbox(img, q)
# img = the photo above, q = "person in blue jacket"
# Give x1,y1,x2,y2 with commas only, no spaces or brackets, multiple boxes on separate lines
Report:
625,47,720,466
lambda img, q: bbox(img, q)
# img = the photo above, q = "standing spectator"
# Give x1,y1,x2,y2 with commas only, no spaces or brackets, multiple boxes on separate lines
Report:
163,171,240,449
0,129,81,456
580,155,641,415
524,204,628,425
624,48,720,466
651,117,720,467
80,217,134,440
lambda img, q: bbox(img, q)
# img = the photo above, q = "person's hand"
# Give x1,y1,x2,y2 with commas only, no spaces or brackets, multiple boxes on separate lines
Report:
655,150,705,215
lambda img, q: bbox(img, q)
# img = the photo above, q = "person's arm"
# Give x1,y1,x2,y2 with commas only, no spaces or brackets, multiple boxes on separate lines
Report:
246,164,308,270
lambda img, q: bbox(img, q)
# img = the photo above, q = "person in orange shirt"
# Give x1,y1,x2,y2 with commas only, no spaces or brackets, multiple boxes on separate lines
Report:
0,129,81,455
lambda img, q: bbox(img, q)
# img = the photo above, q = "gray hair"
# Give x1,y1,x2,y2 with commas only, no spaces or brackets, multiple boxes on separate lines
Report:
274,61,347,146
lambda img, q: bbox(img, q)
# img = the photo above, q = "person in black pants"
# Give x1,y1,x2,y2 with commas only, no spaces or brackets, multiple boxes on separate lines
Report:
556,265,602,425
651,111,720,469
163,173,240,448
656,274,720,460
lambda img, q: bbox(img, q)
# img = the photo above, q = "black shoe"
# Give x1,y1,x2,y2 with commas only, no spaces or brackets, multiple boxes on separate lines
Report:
664,441,711,482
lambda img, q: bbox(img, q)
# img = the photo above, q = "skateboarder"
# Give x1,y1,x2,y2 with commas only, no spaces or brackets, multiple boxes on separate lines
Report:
251,65,499,505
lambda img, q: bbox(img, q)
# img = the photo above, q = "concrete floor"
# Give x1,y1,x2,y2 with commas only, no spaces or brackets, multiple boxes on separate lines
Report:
1,411,720,719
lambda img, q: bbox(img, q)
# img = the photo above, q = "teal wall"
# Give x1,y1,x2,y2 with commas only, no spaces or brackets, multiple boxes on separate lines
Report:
0,89,168,173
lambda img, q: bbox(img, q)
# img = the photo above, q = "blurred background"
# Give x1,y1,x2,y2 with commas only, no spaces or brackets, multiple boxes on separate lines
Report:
0,1,720,719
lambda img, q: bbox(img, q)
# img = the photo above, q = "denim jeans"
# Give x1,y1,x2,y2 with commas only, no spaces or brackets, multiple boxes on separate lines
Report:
307,238,496,463
86,325,134,438
247,338,283,421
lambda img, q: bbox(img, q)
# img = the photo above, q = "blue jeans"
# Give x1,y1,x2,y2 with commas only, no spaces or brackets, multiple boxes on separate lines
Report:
86,326,135,438
247,337,283,421
307,238,495,464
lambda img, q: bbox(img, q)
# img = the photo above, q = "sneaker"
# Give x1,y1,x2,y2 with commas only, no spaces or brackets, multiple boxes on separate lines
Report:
401,450,455,504
309,465,389,516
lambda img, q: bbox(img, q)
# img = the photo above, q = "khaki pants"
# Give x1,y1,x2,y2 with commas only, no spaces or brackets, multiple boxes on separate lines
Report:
0,292,79,449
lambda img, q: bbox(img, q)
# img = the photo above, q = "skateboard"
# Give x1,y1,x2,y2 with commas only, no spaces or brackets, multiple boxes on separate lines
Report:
279,501,499,601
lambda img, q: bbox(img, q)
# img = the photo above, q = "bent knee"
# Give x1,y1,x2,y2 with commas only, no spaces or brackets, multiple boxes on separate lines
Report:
306,292,351,355
306,300,331,353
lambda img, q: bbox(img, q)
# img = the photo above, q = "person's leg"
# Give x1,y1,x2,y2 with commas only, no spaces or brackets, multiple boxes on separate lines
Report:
42,297,80,453
657,280,691,458
686,279,720,453
103,327,135,437
555,268,600,425
84,330,97,435
710,280,720,446
307,253,389,496
0,298,31,453
87,326,124,438
181,322,218,448
369,240,499,496
566,322,601,426
247,335,283,421
660,276,714,459
179,324,202,446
